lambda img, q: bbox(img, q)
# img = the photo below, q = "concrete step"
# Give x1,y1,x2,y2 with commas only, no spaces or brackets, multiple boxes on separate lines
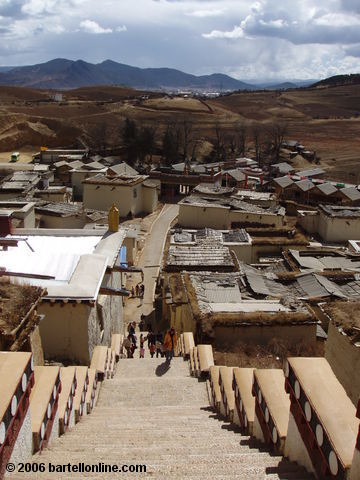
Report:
10,354,314,480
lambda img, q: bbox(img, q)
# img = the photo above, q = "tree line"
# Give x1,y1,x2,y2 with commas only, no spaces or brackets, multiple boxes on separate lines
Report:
90,117,288,168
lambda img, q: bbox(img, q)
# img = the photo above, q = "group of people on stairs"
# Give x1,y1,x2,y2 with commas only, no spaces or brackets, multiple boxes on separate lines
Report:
123,323,178,362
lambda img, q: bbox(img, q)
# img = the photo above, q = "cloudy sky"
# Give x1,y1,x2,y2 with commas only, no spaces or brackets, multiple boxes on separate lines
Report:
1,0,360,80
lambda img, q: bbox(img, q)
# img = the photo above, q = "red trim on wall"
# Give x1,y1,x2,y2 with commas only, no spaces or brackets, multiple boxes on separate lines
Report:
39,381,61,452
285,378,331,479
0,372,33,480
254,400,273,447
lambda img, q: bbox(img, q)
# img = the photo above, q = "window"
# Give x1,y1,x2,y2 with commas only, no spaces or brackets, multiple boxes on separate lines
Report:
133,188,137,198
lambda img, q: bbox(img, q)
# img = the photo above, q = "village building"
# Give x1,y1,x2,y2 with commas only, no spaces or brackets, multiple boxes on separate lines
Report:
165,232,237,273
247,226,308,263
273,176,360,207
160,269,316,349
149,165,222,199
298,204,360,243
0,201,36,228
33,185,72,203
169,227,253,264
192,184,234,198
34,202,107,229
231,190,277,208
221,169,247,189
178,195,286,230
284,247,360,273
70,168,107,200
281,140,304,152
271,162,295,176
296,167,325,179
0,172,45,200
82,174,158,216
0,225,128,365
39,149,88,165
107,162,138,177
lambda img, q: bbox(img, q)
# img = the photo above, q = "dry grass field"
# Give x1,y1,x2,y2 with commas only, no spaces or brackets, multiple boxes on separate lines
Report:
0,84,359,181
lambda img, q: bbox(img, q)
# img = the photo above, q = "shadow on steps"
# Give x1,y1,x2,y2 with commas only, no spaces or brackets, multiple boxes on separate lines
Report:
265,458,315,479
155,360,171,377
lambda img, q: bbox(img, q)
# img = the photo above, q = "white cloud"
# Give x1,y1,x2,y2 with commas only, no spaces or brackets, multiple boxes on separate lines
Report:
79,19,112,34
1,0,360,81
202,0,360,45
186,9,225,18
203,25,244,39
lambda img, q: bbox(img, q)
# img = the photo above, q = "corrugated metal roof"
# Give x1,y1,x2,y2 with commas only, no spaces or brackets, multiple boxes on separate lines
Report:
245,271,271,296
297,168,325,177
273,176,294,189
272,162,294,173
340,187,360,201
296,274,329,297
295,179,315,192
315,275,347,298
289,250,324,270
225,169,246,182
316,183,337,196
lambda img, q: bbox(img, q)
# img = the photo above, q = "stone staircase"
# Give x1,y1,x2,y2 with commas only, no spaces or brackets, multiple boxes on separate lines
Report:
9,357,314,479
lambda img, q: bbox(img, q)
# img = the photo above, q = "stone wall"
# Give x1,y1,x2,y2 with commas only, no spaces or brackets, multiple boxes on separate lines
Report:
325,321,360,406
214,323,317,349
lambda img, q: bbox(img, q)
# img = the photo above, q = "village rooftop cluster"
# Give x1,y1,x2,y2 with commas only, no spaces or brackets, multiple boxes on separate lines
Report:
0,138,360,479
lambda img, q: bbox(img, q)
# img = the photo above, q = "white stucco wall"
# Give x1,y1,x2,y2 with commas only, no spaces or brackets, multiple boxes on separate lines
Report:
230,210,285,228
39,213,86,229
325,321,360,406
142,186,158,213
178,203,230,229
83,183,143,217
318,211,360,243
38,270,124,365
297,210,319,236
71,171,100,200
284,411,316,475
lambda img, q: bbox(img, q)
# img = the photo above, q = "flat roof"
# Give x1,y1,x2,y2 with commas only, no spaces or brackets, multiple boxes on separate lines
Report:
0,229,126,300
82,173,148,186
180,195,284,215
232,190,275,201
288,249,360,272
320,204,360,218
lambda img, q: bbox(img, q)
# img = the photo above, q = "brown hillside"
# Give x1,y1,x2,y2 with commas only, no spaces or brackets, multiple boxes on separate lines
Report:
0,84,360,181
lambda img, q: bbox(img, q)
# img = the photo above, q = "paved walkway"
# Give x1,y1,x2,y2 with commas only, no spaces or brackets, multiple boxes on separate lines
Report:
124,204,178,329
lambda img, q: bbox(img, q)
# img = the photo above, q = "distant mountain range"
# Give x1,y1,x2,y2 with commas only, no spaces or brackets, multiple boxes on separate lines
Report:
0,58,317,91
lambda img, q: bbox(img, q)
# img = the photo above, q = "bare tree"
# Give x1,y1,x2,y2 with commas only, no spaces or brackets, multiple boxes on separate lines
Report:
91,121,109,153
236,122,247,156
181,119,193,161
252,124,263,165
266,122,288,163
213,122,226,162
